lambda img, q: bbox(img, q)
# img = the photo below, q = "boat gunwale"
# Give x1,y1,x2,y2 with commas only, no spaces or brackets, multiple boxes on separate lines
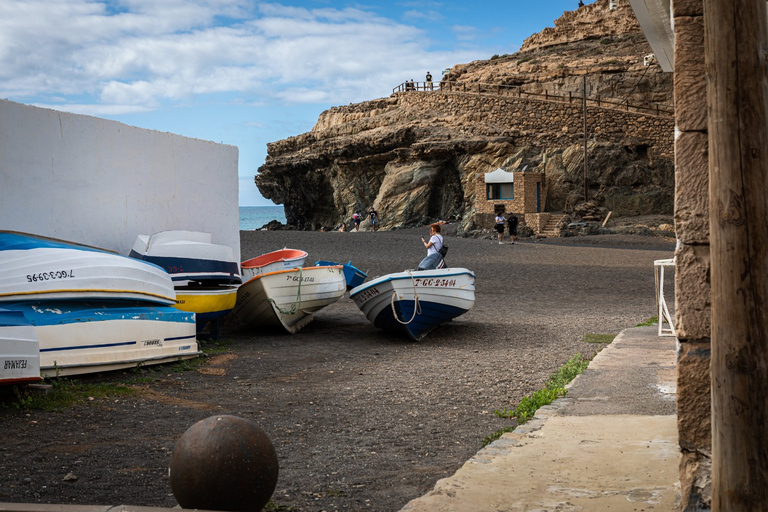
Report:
241,264,344,285
349,268,476,298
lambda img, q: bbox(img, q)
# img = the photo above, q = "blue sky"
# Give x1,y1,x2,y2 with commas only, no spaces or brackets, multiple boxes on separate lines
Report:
1,0,585,206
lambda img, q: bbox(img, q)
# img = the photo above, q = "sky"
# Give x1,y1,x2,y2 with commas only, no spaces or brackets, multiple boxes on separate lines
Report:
0,0,586,206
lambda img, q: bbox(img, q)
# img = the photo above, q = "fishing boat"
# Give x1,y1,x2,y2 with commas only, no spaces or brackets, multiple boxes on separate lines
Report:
230,265,346,334
0,231,177,305
0,308,41,385
241,248,308,280
174,283,239,333
129,231,241,285
349,268,476,341
2,301,201,377
315,260,367,289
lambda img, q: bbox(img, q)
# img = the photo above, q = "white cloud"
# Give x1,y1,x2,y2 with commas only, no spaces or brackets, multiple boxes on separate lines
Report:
0,0,485,114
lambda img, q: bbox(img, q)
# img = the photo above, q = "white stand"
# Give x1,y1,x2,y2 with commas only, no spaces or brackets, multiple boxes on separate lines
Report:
654,258,676,337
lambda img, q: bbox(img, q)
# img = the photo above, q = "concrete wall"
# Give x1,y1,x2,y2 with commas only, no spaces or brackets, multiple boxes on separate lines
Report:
0,100,240,260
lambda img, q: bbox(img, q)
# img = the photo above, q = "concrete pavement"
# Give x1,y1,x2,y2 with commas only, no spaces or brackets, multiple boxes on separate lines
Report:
401,325,680,512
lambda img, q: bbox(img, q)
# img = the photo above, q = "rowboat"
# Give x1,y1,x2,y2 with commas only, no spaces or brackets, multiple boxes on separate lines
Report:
230,265,346,334
241,248,308,280
0,308,41,385
314,260,367,289
174,284,239,332
0,231,176,305
349,268,476,341
2,301,201,377
129,231,241,285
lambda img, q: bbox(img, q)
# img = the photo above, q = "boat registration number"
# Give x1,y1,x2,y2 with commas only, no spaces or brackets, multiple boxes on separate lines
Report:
286,275,315,283
353,287,380,306
414,278,457,288
26,270,75,282
3,359,29,370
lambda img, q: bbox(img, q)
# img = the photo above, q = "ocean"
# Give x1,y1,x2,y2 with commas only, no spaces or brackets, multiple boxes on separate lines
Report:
239,205,287,231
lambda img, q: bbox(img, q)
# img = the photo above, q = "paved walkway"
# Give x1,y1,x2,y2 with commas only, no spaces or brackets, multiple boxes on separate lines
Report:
401,325,679,512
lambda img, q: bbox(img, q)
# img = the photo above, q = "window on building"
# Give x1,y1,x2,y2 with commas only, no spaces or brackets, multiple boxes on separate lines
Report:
486,183,514,200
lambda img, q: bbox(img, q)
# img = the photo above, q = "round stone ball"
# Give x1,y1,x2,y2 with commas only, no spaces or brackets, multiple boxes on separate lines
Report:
169,415,279,512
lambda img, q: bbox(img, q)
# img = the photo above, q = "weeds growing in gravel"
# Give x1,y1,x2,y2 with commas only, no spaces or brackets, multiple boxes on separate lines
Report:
483,352,594,446
635,315,658,327
1,378,138,412
583,333,616,344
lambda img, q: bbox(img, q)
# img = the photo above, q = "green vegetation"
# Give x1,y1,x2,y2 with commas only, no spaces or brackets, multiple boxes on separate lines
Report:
635,315,659,327
516,56,534,65
583,333,616,344
265,502,297,512
2,378,138,412
483,352,595,446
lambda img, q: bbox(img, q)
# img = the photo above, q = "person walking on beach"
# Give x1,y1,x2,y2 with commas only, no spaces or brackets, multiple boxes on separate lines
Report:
507,212,518,244
495,213,506,244
418,223,445,270
369,208,379,232
352,212,361,231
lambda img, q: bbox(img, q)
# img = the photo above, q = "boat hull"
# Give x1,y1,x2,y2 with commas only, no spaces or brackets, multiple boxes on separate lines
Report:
349,268,476,341
0,309,41,385
0,231,176,305
315,260,367,289
241,249,308,280
3,301,200,377
130,231,241,285
174,284,238,326
231,266,346,334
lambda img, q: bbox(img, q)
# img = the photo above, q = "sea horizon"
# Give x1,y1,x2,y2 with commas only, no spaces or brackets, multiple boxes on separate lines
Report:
239,205,287,231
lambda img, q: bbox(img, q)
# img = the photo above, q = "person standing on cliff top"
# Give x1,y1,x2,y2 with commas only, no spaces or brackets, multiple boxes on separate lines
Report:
426,71,433,90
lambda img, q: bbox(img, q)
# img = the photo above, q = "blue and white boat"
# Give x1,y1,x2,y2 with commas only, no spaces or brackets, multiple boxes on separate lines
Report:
0,308,41,385
349,268,476,341
0,231,177,305
129,230,241,285
314,260,367,289
2,301,200,378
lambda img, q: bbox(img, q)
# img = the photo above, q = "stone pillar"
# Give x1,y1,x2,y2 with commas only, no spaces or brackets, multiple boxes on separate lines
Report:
672,0,712,509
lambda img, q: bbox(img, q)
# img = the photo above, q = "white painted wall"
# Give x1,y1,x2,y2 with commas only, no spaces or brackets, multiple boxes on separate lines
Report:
0,99,240,260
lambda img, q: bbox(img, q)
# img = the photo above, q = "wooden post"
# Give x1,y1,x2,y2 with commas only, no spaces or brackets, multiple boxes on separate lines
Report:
583,75,589,202
704,0,768,509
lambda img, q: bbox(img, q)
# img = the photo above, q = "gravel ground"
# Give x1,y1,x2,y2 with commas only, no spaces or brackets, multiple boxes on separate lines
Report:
0,228,675,511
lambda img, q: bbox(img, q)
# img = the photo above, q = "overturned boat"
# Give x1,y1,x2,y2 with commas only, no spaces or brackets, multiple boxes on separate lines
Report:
0,231,176,305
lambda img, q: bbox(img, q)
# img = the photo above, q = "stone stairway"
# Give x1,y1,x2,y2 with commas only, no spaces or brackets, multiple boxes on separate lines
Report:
539,214,568,237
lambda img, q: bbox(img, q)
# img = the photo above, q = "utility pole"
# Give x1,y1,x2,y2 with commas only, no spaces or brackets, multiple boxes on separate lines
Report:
582,75,589,202
704,0,768,509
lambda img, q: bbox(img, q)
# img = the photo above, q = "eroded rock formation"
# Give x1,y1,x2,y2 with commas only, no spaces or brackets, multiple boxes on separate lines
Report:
255,0,674,230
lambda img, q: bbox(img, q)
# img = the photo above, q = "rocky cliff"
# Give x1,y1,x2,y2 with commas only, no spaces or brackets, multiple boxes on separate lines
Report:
255,0,674,231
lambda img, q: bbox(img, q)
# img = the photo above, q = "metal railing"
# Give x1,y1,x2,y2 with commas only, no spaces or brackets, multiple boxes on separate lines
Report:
393,80,674,117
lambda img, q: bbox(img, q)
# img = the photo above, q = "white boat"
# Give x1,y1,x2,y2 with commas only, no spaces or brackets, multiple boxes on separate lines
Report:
0,308,41,385
230,265,346,334
0,231,176,305
129,230,241,285
241,248,308,280
349,268,476,341
2,301,201,377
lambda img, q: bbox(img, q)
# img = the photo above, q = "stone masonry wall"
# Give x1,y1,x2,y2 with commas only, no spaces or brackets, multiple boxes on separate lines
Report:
672,0,712,509
396,91,675,157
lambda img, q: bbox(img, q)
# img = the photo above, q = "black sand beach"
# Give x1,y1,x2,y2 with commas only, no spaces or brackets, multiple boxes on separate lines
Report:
0,228,675,511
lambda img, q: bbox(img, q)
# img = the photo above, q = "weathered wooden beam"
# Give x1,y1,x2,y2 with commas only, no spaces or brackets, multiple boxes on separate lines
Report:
704,0,768,509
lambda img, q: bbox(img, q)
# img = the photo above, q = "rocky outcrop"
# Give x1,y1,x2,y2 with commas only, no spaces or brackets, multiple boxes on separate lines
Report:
255,0,674,231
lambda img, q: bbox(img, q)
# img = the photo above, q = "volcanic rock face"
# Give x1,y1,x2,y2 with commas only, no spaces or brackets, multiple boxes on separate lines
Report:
255,0,674,231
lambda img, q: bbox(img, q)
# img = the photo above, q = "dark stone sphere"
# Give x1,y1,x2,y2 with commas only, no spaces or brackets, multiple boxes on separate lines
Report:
169,415,279,512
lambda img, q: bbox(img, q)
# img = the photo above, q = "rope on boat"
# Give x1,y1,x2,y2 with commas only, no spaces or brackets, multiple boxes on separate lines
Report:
391,271,420,325
269,267,303,315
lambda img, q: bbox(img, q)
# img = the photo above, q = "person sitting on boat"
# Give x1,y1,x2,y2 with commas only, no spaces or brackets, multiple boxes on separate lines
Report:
418,223,445,270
